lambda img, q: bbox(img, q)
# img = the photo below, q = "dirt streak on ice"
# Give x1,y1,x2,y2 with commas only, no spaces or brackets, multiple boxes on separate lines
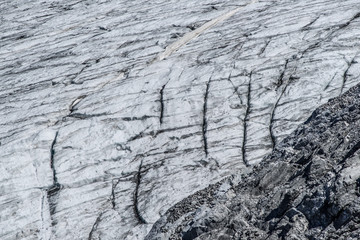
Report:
155,0,258,61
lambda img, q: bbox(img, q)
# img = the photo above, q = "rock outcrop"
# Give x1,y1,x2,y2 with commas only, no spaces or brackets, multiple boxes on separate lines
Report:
146,84,360,239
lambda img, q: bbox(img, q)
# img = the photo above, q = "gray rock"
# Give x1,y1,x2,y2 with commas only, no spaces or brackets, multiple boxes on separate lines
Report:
146,84,360,239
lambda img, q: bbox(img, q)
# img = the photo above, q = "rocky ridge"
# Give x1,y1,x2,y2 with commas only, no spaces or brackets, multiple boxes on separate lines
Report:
146,84,360,239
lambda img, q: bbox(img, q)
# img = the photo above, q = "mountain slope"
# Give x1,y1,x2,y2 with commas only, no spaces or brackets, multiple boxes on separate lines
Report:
0,0,359,239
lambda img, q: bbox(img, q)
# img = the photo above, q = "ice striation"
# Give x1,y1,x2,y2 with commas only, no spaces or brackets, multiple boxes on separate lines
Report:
0,0,360,239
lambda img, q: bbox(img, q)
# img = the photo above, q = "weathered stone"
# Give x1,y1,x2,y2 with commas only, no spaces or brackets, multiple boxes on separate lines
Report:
147,85,360,239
